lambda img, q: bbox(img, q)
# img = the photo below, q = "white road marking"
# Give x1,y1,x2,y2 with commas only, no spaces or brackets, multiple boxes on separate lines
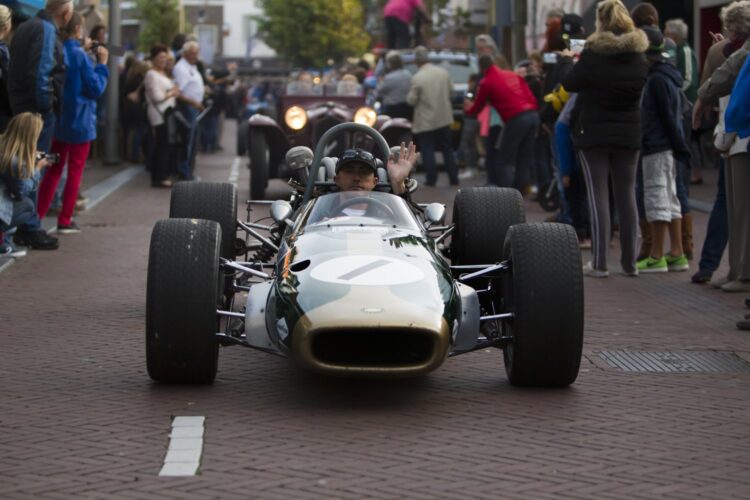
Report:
228,156,241,187
159,416,205,477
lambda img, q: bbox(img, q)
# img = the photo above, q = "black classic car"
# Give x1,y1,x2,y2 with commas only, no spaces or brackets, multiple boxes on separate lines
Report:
238,78,411,200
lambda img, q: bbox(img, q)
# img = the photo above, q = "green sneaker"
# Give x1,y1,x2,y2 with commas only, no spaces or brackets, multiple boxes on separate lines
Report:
666,254,689,272
637,256,668,273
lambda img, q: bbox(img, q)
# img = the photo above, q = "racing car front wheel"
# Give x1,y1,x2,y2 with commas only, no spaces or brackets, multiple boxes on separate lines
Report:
249,129,269,200
146,218,222,384
170,181,237,259
502,223,583,387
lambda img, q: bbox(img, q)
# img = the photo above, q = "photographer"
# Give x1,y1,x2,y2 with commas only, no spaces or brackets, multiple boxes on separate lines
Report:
36,12,108,234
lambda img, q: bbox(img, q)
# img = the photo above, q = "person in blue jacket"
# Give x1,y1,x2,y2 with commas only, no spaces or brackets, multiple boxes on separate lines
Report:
35,11,108,234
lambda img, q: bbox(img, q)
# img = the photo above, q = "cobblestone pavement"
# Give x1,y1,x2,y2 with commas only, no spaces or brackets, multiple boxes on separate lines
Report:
1,121,749,499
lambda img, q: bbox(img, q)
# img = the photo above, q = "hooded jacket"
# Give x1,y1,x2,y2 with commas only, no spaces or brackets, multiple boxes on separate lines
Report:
641,61,690,160
54,39,109,144
562,29,649,150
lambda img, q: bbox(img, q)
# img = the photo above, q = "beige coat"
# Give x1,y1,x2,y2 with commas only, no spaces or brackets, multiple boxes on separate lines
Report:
406,63,454,134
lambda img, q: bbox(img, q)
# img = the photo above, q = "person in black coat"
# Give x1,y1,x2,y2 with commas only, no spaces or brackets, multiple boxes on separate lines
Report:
562,0,648,278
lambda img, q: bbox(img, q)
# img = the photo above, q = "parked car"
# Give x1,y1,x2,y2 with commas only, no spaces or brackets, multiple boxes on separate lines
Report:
146,123,584,387
238,78,411,200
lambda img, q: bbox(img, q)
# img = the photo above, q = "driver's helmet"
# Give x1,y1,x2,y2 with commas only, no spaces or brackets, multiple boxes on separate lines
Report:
336,148,378,174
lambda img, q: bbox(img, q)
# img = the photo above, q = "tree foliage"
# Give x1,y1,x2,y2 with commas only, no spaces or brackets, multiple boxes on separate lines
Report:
257,0,370,67
135,0,181,53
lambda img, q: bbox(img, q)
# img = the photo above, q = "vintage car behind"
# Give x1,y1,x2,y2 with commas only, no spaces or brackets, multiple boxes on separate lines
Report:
239,79,411,200
145,123,584,388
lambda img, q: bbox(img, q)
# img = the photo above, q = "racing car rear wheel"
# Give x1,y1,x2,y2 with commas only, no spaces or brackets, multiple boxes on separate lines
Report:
169,181,237,259
249,129,269,200
146,218,222,383
451,186,524,265
502,223,583,387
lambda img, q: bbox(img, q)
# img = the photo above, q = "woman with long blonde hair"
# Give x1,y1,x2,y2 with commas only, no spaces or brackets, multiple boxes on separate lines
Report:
0,112,59,254
562,0,648,277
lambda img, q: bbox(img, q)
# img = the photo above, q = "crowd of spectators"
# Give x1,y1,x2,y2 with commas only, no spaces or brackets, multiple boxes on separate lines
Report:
370,0,750,329
0,0,238,258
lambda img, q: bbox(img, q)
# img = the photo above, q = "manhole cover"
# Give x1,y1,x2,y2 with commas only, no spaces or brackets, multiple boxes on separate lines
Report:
599,350,750,373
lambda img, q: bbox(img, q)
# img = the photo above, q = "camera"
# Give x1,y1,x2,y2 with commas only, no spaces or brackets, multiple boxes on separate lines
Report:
543,52,559,65
89,41,125,60
569,38,586,55
36,152,60,164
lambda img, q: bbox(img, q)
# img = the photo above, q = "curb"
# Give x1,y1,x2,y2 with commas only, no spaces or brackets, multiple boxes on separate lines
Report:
0,165,144,274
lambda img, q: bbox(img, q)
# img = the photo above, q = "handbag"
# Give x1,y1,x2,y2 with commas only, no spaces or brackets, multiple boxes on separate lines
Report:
163,106,191,145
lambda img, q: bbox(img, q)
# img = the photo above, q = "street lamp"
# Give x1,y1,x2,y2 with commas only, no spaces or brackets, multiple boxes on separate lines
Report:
104,0,121,165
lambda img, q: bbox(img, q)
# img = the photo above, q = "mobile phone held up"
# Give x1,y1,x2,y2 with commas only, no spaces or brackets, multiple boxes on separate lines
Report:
543,52,558,65
569,38,586,55
36,152,60,164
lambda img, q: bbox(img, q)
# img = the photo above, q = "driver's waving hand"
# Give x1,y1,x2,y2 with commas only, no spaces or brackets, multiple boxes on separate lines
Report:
333,142,418,195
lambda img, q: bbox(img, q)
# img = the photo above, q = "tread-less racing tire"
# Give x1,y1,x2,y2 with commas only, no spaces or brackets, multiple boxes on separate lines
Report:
169,181,237,259
146,219,222,383
249,129,269,200
451,186,524,265
502,222,583,387
237,119,249,156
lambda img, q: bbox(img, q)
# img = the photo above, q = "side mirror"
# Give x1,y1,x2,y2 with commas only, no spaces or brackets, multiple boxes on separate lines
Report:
270,200,293,225
285,146,314,183
424,203,446,227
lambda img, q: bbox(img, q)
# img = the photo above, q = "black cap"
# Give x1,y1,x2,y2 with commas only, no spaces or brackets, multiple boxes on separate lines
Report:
642,25,670,63
561,14,584,39
336,148,378,174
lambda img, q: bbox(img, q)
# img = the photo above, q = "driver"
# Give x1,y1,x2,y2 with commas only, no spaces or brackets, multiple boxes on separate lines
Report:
333,141,417,195
327,142,418,218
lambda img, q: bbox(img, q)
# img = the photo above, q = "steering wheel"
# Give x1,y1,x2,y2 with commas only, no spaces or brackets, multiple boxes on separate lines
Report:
335,196,396,219
304,123,391,203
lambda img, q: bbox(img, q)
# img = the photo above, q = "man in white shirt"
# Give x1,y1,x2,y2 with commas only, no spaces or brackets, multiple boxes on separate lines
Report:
172,40,205,180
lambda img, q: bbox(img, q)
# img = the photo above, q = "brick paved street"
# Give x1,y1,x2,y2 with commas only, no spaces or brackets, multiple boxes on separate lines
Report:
1,121,749,499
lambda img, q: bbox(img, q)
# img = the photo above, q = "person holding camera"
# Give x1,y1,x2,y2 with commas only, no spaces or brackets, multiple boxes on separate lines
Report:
36,12,108,234
1,113,58,254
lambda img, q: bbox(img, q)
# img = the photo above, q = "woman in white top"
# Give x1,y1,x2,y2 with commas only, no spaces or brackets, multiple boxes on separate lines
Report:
143,44,180,187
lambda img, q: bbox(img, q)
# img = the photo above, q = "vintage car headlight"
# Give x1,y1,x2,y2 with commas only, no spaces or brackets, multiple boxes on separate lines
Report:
353,107,377,127
285,106,308,131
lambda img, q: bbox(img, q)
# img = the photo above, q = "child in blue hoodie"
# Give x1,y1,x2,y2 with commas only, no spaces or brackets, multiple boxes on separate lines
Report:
637,26,691,274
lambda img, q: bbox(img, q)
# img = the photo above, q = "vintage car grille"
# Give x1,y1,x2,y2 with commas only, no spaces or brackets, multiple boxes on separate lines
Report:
310,328,436,367
314,117,349,155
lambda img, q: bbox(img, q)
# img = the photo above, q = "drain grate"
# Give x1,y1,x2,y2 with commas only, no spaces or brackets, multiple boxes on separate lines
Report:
599,350,750,373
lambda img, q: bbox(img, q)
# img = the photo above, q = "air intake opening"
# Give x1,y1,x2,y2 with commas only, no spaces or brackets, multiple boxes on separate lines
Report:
311,329,434,366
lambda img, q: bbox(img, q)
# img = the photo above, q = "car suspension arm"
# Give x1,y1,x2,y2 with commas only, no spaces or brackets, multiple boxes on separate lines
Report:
455,261,510,282
237,219,279,252
220,258,271,280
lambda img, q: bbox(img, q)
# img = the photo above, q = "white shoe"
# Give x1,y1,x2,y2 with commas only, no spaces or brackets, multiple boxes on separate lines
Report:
458,168,475,180
583,261,609,278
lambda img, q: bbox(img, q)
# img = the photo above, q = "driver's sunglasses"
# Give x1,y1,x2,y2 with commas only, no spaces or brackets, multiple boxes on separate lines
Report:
341,149,374,162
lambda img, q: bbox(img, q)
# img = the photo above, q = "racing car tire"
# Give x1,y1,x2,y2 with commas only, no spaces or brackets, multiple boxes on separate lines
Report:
451,186,524,265
146,218,222,383
502,222,583,387
237,119,249,156
169,181,237,259
249,129,269,200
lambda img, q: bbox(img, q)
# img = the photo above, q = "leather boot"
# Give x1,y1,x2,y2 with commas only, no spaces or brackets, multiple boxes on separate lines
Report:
682,213,694,260
637,219,651,261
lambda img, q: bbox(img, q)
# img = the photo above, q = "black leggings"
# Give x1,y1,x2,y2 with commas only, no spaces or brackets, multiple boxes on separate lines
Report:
148,124,176,184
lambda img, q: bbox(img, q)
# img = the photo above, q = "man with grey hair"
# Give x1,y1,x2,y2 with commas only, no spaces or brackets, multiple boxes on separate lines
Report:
665,19,698,102
406,46,458,186
376,51,412,119
474,34,498,57
173,40,205,181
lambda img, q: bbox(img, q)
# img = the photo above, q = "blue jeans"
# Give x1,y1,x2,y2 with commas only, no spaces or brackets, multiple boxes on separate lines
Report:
416,126,458,185
18,174,42,231
1,197,36,245
698,159,728,272
176,104,200,180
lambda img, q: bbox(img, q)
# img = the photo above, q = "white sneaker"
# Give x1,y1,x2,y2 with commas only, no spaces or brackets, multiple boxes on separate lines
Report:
583,261,609,278
458,168,475,180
